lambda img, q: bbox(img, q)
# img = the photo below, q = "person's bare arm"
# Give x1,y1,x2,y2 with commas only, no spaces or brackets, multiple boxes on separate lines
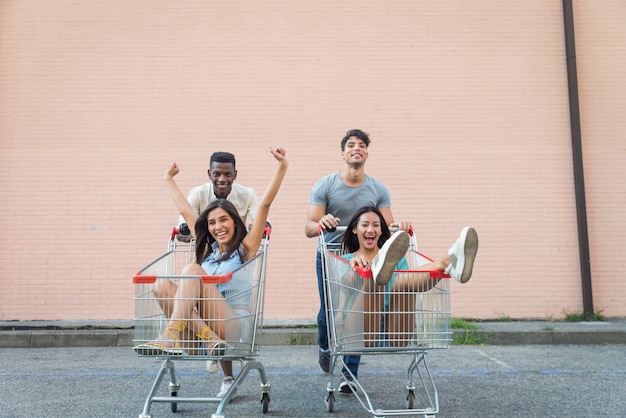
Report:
305,204,340,238
165,163,199,239
242,147,288,259
381,207,413,232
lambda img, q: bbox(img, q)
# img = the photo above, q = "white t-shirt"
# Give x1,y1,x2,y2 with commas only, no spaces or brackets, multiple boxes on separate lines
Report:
178,182,263,226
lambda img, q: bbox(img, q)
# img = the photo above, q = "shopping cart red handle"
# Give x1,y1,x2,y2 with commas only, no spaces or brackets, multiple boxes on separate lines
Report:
355,266,373,279
352,267,449,280
132,273,236,284
133,274,157,284
330,252,450,280
201,272,233,284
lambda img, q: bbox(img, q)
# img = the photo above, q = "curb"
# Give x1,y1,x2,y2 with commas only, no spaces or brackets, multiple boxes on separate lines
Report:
1,325,625,348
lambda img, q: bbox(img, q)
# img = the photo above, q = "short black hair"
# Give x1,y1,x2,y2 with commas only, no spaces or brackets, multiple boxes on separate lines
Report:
210,152,236,170
341,129,371,151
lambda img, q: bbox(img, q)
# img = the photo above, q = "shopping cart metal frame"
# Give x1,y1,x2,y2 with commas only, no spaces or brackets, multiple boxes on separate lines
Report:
320,227,452,418
132,228,271,418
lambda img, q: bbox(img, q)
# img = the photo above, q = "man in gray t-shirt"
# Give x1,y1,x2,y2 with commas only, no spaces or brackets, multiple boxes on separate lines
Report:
305,129,410,393
309,172,391,245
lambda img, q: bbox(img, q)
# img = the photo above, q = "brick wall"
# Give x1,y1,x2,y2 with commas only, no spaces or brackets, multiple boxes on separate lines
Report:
0,0,624,321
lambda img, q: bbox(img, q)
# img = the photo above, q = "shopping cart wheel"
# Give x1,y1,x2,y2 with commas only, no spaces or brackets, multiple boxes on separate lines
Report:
325,391,335,413
261,393,270,413
406,389,414,409
171,391,178,412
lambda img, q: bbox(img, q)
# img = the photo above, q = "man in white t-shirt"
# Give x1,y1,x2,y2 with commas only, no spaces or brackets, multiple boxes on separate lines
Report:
177,151,268,240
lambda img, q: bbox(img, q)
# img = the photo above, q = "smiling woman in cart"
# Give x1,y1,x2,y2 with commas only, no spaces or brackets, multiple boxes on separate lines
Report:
134,147,288,390
334,206,478,392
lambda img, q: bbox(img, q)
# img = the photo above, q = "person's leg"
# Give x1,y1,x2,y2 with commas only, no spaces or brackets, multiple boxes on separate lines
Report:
145,263,234,351
339,353,360,394
316,250,329,350
152,278,178,317
216,360,235,398
445,227,478,283
316,251,331,373
339,277,383,394
341,355,361,379
221,361,233,377
134,264,209,354
387,292,416,347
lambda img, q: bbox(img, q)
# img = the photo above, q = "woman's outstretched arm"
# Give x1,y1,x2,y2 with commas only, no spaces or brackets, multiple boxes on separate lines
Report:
243,147,288,259
164,162,199,239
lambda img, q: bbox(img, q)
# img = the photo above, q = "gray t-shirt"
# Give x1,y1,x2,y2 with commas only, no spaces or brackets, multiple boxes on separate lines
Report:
310,172,391,244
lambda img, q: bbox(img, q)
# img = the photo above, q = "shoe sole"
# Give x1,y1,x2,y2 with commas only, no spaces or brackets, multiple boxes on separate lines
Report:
373,231,409,286
134,344,183,356
458,227,478,283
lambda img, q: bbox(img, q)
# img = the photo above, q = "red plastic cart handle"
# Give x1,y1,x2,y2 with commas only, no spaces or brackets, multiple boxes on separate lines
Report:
133,274,156,284
201,272,233,284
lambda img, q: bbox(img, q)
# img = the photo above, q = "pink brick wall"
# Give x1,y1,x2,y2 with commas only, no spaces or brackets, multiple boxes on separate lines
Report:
0,1,624,321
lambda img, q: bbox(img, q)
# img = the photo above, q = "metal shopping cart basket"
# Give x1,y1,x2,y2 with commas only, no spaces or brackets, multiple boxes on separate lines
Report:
132,227,271,418
321,227,451,417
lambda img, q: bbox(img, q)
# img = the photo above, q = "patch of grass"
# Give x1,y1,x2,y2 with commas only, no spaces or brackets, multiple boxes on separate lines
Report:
451,318,487,345
564,311,585,322
541,326,554,331
563,309,606,322
453,329,487,345
288,333,302,345
450,318,479,330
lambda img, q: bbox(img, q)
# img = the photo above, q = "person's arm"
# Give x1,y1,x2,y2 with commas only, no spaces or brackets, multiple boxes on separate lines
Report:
177,187,201,233
305,205,340,238
164,162,199,239
246,189,271,228
379,207,394,228
242,147,288,259
380,207,412,232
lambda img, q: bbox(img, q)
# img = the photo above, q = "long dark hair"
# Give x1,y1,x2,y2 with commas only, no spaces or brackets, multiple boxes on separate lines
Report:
195,199,247,265
341,206,391,254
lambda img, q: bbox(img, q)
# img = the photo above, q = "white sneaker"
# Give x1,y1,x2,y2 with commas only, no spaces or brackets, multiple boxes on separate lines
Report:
370,231,410,286
445,227,478,283
206,360,218,374
216,376,236,399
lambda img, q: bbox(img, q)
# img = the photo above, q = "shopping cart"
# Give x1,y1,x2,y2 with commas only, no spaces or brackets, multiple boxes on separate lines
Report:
132,227,271,418
321,227,451,417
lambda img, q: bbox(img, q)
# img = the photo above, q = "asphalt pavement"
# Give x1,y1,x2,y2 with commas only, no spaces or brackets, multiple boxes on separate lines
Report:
0,318,625,417
1,344,625,417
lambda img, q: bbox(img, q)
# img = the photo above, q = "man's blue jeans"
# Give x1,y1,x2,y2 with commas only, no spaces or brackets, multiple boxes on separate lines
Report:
317,250,360,379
